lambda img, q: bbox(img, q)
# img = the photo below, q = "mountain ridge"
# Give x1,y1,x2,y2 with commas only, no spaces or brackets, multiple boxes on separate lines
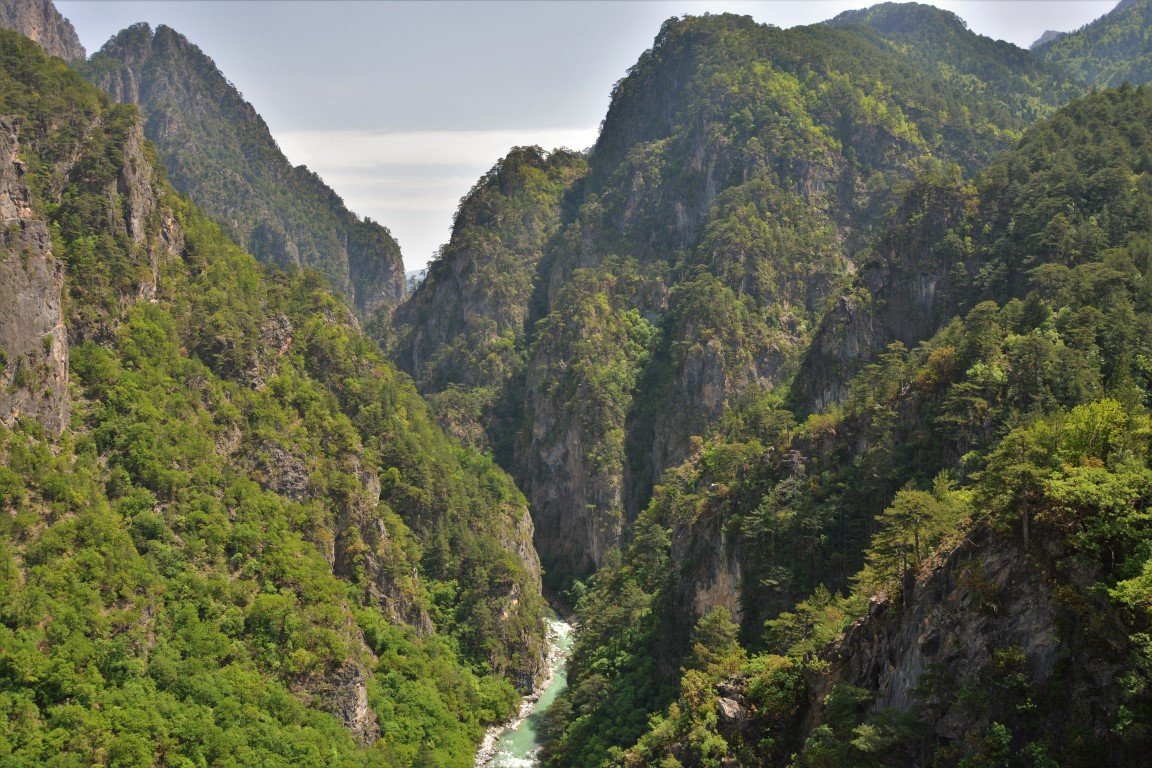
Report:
80,22,406,319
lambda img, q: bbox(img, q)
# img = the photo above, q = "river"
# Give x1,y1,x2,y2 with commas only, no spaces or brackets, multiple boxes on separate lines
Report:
477,615,574,768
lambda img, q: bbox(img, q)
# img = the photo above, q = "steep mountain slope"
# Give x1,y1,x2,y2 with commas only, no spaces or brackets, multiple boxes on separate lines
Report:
390,146,587,454
396,9,1082,591
827,2,1081,126
0,29,545,767
1036,0,1152,87
0,0,82,60
81,23,405,317
544,84,1152,768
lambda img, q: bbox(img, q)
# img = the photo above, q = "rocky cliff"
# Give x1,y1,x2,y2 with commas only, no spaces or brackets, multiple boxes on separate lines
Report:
0,118,68,434
514,11,1062,584
0,0,82,61
813,529,1102,743
794,165,977,411
391,146,586,452
82,23,406,318
393,10,1084,591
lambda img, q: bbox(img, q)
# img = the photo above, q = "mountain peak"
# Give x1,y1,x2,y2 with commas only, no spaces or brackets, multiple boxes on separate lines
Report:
0,0,83,61
1030,29,1066,50
827,1,969,36
83,21,407,318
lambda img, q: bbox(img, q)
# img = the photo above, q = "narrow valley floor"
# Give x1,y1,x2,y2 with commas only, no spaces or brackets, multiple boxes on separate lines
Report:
479,615,575,767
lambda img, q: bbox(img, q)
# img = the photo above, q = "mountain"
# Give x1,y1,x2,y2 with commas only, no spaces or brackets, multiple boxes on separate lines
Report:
80,23,405,318
1036,0,1152,87
0,27,546,767
1030,29,1065,50
0,0,82,60
544,82,1152,768
827,2,1081,126
391,146,587,454
393,9,1080,592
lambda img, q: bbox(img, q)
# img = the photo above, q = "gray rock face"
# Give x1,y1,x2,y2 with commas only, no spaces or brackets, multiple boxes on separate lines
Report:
1029,29,1066,51
306,661,380,746
795,172,976,413
0,118,68,434
811,530,1122,740
0,0,83,61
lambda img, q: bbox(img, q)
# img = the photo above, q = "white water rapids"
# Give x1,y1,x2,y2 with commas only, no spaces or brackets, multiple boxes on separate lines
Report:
475,615,574,768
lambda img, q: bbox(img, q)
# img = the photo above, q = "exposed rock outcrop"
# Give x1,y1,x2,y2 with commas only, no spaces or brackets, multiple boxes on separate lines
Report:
0,0,83,61
802,527,1130,756
306,661,380,746
795,168,977,412
1030,29,1065,50
0,118,68,434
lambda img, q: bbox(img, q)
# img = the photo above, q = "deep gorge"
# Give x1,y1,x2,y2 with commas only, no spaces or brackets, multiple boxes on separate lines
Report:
2,0,1152,766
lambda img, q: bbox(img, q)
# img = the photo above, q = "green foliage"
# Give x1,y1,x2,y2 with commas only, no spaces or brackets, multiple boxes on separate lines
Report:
684,607,746,677
0,31,545,767
548,84,1152,767
1037,0,1152,88
829,2,1082,128
392,146,588,456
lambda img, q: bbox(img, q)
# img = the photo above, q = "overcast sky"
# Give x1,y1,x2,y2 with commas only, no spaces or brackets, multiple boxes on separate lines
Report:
57,1,1118,271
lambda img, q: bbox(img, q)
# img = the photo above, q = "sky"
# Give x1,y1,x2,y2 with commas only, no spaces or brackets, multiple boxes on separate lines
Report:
57,1,1119,271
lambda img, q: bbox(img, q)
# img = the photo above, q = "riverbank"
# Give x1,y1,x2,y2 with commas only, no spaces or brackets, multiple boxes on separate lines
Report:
474,614,574,767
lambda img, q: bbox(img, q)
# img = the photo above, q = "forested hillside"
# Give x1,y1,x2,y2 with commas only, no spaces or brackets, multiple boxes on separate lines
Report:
80,23,406,319
543,81,1152,768
1037,0,1152,87
396,11,1081,591
0,29,546,767
4,0,1152,766
390,146,587,455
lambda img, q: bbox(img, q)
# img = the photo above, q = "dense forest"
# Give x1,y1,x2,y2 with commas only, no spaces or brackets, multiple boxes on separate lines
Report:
543,84,1152,768
0,29,544,767
4,0,1152,766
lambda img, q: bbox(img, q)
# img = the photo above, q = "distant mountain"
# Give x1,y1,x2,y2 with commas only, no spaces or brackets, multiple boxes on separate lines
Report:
1036,0,1152,86
1030,29,1065,50
0,0,82,60
81,23,405,317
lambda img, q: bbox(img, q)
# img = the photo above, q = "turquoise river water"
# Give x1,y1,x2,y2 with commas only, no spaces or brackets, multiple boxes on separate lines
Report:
480,616,574,768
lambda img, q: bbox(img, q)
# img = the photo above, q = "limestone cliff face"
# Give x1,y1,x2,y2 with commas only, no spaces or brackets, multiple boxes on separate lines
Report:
0,118,67,434
394,13,1059,589
0,0,83,61
391,147,586,455
819,532,1061,730
795,168,977,412
394,148,586,387
514,269,655,581
303,661,380,746
0,85,178,433
83,23,406,317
